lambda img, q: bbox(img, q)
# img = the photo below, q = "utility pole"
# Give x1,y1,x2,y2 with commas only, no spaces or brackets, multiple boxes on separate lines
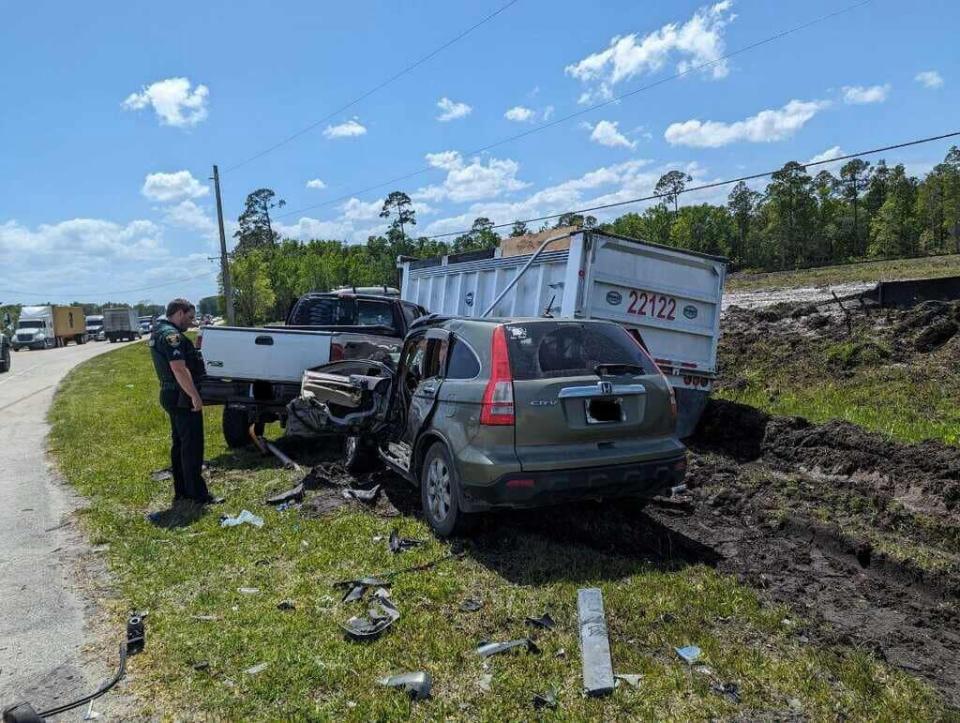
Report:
212,165,235,325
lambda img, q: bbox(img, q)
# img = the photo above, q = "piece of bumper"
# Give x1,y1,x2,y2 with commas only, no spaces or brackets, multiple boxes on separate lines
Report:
460,454,687,512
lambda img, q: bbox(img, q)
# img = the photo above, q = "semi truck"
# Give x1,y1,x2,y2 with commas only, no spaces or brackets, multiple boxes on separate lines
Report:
103,307,141,342
12,305,87,350
86,315,105,341
398,229,727,437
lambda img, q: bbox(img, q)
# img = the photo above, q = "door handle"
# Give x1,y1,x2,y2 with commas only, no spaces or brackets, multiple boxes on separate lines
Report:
420,382,438,395
254,335,274,346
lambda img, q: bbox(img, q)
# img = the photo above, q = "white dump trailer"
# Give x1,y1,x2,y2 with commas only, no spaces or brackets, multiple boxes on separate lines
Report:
399,229,727,437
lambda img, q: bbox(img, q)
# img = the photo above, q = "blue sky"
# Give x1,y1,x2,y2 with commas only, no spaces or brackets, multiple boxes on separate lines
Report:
0,0,956,304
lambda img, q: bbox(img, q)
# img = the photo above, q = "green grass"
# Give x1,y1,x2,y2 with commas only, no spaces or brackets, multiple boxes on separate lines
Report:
727,253,960,292
49,343,948,719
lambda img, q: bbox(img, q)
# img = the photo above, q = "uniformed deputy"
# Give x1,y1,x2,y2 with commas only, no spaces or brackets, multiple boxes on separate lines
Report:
149,298,223,508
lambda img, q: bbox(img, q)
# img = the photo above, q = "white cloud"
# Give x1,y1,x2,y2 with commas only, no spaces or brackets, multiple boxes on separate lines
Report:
341,197,384,222
323,118,367,139
841,84,890,104
122,77,209,127
504,106,536,122
436,97,472,122
664,99,828,147
566,1,735,103
306,178,327,190
415,151,529,203
585,120,636,149
806,146,846,174
0,218,165,262
543,105,555,121
163,200,217,239
915,70,943,89
141,170,209,202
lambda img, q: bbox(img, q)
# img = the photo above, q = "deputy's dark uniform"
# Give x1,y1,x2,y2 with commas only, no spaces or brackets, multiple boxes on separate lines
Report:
150,319,210,502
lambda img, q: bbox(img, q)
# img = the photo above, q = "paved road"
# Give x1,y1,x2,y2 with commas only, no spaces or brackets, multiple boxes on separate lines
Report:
0,339,138,712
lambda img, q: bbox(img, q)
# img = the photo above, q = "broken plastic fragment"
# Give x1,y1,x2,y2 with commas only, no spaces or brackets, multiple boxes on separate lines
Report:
578,587,614,697
475,638,540,657
532,689,557,710
615,674,643,688
150,468,172,482
266,483,305,505
459,598,483,612
378,671,432,700
675,645,702,665
277,599,296,611
220,510,264,528
712,681,741,704
342,484,381,503
335,576,391,603
237,587,260,595
342,589,400,640
245,662,269,676
389,528,425,553
525,612,556,630
478,673,493,693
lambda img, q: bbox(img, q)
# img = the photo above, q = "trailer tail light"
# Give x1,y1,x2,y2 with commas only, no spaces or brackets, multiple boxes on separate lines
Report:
330,342,344,362
668,385,678,425
480,325,514,426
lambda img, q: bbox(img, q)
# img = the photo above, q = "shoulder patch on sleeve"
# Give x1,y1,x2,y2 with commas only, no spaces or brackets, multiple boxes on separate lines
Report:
165,332,181,347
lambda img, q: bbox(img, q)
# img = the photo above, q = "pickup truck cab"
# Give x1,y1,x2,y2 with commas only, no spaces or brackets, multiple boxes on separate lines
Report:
199,291,428,448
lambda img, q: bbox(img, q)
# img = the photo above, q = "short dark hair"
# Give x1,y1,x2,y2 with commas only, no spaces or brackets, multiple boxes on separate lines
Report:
166,298,195,317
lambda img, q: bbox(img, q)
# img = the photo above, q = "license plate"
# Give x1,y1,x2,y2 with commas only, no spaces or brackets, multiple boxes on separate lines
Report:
626,289,678,321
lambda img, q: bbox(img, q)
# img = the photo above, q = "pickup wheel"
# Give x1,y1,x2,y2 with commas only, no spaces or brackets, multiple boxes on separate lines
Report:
420,442,475,538
223,407,262,448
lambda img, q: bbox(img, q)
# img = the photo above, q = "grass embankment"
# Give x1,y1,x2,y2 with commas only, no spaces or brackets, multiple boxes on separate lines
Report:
727,253,960,292
717,302,960,445
49,343,946,719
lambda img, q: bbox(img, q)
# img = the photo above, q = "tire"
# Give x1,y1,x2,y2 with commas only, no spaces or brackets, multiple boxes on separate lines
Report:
420,441,474,537
222,407,254,448
0,349,9,373
344,435,379,475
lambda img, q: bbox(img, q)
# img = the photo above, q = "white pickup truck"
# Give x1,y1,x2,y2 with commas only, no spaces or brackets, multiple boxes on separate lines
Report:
199,291,429,447
398,229,727,437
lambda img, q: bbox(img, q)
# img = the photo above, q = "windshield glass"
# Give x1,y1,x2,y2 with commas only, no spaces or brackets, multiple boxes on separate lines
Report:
505,322,658,380
19,320,44,329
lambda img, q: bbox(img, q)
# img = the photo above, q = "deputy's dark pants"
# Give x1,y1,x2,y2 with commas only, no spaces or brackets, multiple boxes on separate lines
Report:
160,388,209,502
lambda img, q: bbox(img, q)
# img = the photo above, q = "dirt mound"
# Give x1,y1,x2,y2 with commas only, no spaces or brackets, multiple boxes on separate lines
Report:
693,400,960,515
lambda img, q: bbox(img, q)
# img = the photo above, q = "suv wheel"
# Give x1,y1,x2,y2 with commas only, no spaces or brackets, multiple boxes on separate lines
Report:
420,442,473,537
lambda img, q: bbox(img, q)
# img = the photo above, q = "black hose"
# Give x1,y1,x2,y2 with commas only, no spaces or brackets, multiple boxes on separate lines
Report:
37,643,127,719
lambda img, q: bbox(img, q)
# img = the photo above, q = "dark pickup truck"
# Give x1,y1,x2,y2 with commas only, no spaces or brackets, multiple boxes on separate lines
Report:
199,291,428,447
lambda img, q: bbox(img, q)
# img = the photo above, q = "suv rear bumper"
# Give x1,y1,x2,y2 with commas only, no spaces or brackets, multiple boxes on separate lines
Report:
460,454,687,512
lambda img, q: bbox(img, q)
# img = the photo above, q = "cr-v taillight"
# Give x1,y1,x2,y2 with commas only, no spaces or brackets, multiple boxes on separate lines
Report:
627,328,677,424
330,342,344,361
480,325,514,425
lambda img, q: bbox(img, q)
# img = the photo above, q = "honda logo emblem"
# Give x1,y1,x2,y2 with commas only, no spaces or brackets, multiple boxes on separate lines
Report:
598,381,613,395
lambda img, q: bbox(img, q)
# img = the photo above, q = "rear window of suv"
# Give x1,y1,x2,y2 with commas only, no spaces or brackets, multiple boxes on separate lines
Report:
289,297,397,331
504,322,658,379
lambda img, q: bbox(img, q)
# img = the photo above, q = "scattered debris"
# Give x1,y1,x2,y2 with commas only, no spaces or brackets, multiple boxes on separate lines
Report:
150,468,172,482
712,681,741,704
82,700,100,720
378,671,432,700
245,662,269,676
126,613,145,655
192,661,210,671
237,587,260,595
220,510,264,528
389,528,425,553
475,638,540,657
276,599,296,611
478,673,493,693
459,598,483,613
615,674,643,689
258,438,303,472
554,648,566,659
578,587,615,697
334,576,391,603
524,612,556,630
342,485,381,503
265,483,305,506
532,689,558,710
675,645,702,665
342,589,400,640
275,500,299,513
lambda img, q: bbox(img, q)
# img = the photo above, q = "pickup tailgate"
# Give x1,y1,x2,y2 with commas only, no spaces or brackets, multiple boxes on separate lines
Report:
201,326,332,383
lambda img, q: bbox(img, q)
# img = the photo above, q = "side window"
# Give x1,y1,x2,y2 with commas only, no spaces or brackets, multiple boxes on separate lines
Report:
401,303,421,328
446,337,481,379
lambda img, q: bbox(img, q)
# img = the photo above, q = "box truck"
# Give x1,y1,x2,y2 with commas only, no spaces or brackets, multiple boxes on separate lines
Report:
103,307,141,342
13,305,87,350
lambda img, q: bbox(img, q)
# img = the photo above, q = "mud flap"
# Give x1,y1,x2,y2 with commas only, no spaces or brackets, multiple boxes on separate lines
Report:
674,387,710,439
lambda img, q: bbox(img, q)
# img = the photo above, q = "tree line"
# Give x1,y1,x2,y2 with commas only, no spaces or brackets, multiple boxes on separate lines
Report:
227,148,960,324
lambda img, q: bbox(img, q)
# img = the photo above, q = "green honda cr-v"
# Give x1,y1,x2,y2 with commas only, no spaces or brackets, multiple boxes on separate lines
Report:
300,316,687,536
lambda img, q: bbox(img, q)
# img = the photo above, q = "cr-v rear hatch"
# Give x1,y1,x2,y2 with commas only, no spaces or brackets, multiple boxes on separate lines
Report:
505,321,681,471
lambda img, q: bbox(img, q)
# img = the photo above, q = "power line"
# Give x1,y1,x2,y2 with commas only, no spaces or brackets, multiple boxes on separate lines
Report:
222,0,520,174
425,130,960,239
275,0,873,221
0,271,219,299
